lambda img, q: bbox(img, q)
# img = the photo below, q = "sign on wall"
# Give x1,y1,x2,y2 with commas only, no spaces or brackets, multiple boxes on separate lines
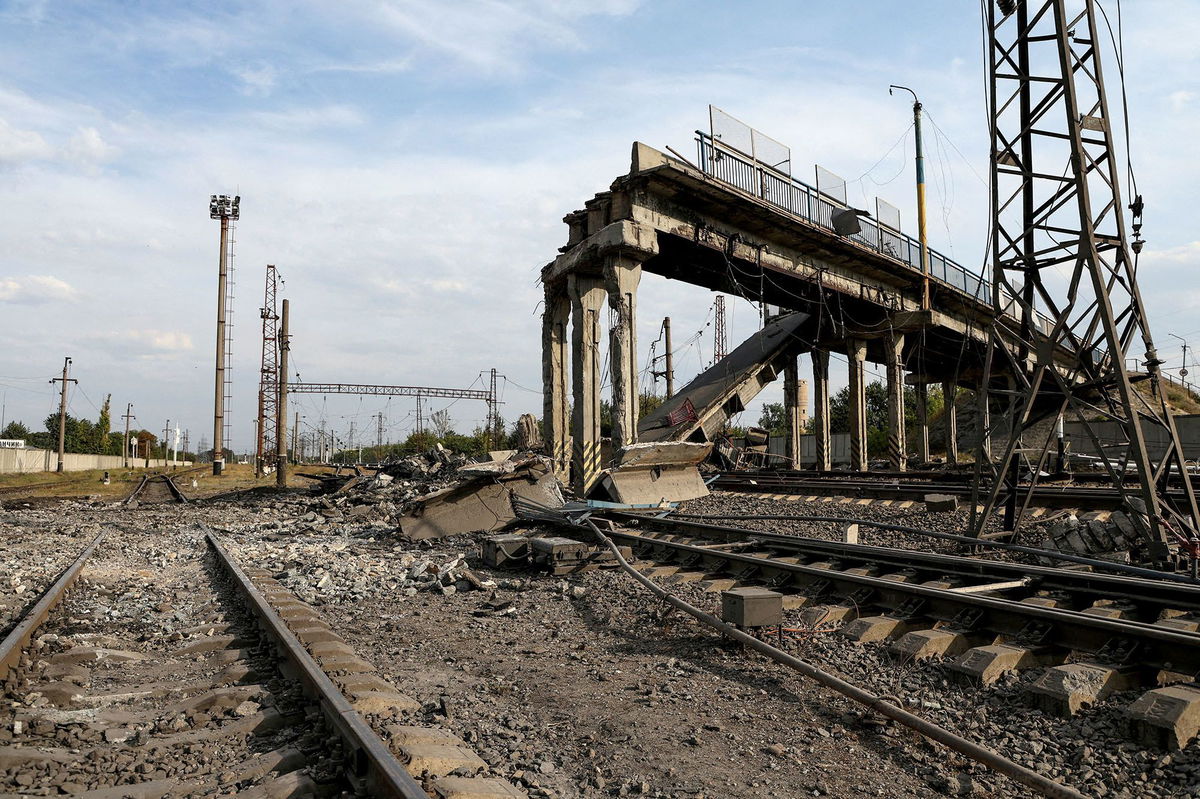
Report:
0,440,26,449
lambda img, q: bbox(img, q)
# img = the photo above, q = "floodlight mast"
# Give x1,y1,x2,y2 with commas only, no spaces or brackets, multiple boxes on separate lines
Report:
210,194,239,475
975,0,1200,566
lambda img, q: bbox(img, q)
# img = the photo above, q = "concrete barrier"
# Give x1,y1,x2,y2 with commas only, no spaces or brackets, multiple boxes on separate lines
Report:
0,448,189,475
1064,415,1200,462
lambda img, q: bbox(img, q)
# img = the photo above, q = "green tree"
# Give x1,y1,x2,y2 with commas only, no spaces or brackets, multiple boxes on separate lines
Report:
758,403,788,436
42,412,96,454
95,394,114,454
1,421,30,440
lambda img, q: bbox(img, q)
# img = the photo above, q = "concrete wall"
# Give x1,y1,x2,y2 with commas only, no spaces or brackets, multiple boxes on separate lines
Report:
764,433,851,466
0,448,185,475
1065,415,1200,462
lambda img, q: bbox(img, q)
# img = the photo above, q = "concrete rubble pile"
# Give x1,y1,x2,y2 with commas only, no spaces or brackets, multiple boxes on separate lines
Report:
265,446,567,543
252,536,498,604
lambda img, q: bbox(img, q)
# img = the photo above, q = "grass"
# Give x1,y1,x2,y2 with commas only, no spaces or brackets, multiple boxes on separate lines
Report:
0,462,307,502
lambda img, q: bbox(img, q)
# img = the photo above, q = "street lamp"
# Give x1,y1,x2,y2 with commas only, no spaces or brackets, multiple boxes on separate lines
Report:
889,85,931,310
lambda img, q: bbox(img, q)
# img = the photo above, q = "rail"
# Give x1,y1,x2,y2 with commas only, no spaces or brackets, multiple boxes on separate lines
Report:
694,132,1055,336
0,531,105,682
207,531,428,799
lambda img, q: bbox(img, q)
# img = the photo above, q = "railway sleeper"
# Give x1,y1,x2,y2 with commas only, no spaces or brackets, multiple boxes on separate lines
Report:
237,566,529,798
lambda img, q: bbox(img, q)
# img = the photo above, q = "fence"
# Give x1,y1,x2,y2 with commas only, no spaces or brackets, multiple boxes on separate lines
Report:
0,448,186,475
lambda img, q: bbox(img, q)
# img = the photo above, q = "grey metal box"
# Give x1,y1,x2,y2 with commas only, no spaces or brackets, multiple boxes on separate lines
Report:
721,587,783,628
481,534,531,568
530,536,592,565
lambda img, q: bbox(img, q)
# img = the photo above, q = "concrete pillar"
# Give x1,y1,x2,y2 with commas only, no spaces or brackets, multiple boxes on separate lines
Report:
784,355,802,467
812,350,831,471
978,384,992,466
570,274,606,493
885,332,907,472
914,383,931,464
541,281,571,477
604,256,642,451
943,381,959,463
847,339,869,471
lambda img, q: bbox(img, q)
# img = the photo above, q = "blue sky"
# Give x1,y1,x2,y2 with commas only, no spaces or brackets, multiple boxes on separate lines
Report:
1,1,1198,453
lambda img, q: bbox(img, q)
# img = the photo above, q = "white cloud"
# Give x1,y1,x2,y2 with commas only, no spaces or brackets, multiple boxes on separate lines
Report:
234,63,279,96
63,126,117,166
0,274,77,304
252,105,365,131
0,117,52,164
1169,90,1197,112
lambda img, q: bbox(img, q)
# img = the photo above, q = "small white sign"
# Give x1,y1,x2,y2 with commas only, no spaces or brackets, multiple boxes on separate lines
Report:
0,439,26,449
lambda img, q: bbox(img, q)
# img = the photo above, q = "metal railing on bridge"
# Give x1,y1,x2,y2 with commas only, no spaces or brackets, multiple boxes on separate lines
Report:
695,130,989,301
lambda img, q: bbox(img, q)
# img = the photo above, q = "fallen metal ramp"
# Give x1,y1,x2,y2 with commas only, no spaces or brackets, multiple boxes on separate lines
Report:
638,312,809,443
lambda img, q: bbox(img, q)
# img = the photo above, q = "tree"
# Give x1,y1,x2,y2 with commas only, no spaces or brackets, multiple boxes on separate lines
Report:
1,421,30,441
42,412,96,454
758,403,787,436
430,409,452,438
95,394,114,454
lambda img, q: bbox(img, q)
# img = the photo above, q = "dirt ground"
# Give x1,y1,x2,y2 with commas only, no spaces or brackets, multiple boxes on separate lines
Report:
3,480,1196,798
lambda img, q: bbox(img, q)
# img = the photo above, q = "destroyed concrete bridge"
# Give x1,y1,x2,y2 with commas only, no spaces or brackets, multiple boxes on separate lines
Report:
540,132,1053,494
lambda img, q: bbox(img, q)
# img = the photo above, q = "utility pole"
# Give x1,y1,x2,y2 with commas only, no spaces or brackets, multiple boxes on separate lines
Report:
652,317,676,397
376,412,384,449
182,430,190,463
121,403,135,468
292,411,299,465
890,85,931,311
163,420,170,465
210,193,240,475
713,296,727,364
1171,333,1190,391
49,357,77,473
488,367,501,447
415,397,423,436
276,298,290,488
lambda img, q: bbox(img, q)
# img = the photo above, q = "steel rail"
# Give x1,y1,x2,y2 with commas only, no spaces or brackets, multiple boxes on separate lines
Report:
581,517,1087,799
580,520,1200,677
205,532,427,799
0,531,105,683
712,472,1193,509
651,511,1200,585
614,513,1200,606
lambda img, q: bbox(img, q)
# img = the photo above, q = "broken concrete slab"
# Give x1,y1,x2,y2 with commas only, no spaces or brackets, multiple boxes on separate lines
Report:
590,441,712,505
398,466,564,541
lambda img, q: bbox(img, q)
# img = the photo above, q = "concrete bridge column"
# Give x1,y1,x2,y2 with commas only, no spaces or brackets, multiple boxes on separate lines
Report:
541,281,571,478
812,350,831,470
570,273,606,493
784,355,803,467
977,385,992,466
914,383,931,464
885,333,907,472
847,339,868,472
604,255,642,451
943,381,959,463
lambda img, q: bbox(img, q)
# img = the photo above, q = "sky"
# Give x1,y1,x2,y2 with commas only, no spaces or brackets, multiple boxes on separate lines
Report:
1,0,1198,454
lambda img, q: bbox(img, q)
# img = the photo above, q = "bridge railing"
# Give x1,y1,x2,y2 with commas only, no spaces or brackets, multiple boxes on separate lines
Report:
695,132,1060,338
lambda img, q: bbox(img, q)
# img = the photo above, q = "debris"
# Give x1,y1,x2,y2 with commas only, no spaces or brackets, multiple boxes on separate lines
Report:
594,441,712,505
924,494,960,512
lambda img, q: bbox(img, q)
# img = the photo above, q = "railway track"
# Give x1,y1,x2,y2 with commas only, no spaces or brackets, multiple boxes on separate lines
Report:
124,474,189,505
552,510,1200,748
712,469,1197,512
0,528,522,797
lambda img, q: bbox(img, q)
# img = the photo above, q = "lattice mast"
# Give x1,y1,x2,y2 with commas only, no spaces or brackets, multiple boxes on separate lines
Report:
256,264,280,476
713,295,728,363
975,0,1200,561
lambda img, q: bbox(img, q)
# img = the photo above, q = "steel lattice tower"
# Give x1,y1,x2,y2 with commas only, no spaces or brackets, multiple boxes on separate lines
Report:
713,295,727,363
256,264,280,476
975,0,1200,562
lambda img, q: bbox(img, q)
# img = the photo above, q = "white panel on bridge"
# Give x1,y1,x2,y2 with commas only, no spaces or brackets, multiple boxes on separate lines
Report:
815,165,847,205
